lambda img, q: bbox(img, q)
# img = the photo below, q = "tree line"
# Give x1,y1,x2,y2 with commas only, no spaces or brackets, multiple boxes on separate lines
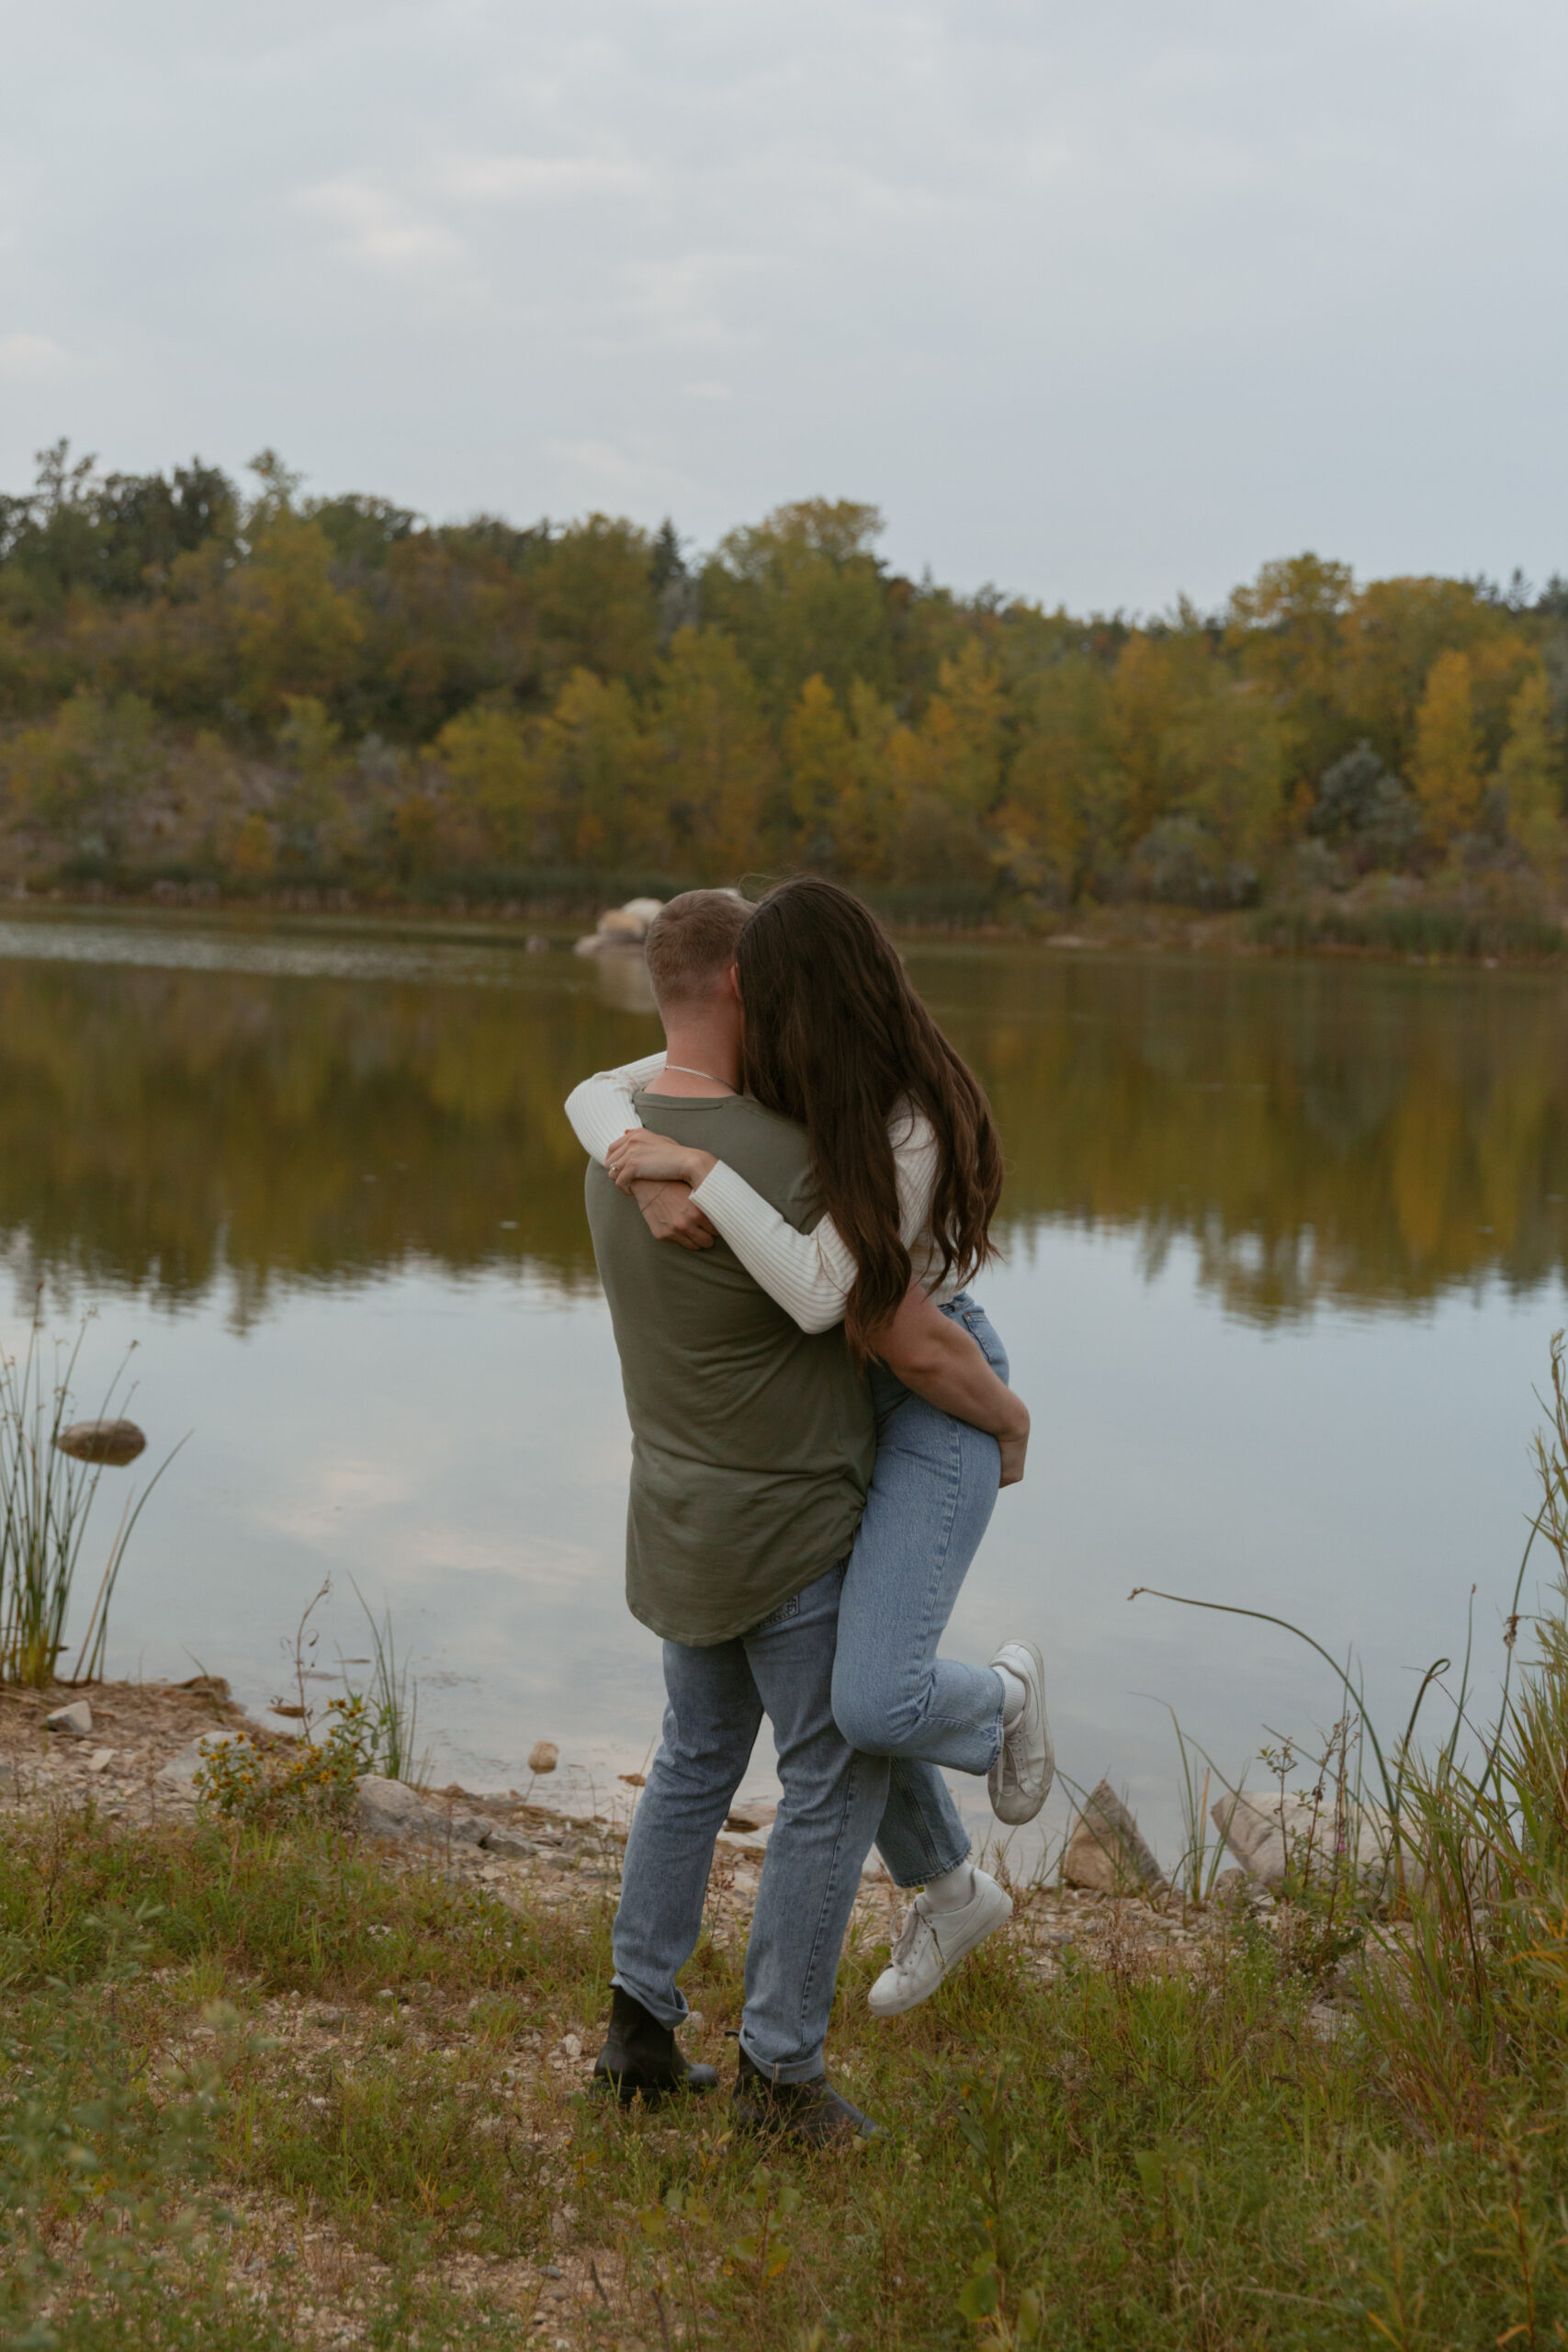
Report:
2,441,1564,916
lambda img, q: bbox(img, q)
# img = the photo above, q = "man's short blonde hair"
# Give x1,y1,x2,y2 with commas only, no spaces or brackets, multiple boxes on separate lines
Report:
644,889,750,1010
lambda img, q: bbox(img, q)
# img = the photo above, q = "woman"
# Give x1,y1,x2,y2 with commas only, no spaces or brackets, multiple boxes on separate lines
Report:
567,878,1051,2016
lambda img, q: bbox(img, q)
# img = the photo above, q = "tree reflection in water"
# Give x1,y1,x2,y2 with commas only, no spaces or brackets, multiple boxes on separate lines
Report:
0,921,1563,1329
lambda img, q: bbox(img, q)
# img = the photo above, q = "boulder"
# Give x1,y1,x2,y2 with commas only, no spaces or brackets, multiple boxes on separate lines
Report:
572,897,665,955
1212,1788,1397,1893
480,1825,537,1860
1063,1779,1169,1897
355,1776,431,1839
528,1741,558,1775
44,1700,94,1737
55,1419,147,1466
355,1776,488,1846
156,1736,233,1795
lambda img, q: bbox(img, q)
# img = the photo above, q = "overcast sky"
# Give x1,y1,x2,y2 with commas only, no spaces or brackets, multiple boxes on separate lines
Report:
3,1,1564,613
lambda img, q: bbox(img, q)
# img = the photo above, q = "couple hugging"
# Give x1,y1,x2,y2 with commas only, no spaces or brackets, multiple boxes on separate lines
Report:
565,877,1049,2145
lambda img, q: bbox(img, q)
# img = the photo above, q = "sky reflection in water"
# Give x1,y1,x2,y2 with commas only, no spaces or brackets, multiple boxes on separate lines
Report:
2,909,1565,1860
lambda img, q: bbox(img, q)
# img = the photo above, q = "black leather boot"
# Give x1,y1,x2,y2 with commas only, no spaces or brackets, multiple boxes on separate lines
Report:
590,1986,719,2104
731,2045,882,2144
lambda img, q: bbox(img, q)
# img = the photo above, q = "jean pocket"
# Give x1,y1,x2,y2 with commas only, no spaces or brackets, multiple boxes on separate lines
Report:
753,1592,800,1633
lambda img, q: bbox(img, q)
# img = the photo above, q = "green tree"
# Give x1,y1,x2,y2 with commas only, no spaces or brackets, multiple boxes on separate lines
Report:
1497,670,1563,872
1,688,158,860
231,516,366,719
1227,551,1355,781
705,500,893,717
1005,656,1123,899
536,516,659,689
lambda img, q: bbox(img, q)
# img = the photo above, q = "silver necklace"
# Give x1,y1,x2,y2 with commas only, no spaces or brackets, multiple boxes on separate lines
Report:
661,1063,737,1092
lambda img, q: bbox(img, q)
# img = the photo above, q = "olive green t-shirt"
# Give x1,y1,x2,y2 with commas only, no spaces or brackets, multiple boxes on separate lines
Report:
584,1089,875,1646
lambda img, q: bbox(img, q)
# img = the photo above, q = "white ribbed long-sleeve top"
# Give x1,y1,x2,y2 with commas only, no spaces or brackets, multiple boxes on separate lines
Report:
563,1052,956,1336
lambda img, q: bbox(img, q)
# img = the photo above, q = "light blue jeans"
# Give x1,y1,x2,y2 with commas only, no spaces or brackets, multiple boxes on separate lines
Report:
612,1559,888,2082
833,1292,1010,1888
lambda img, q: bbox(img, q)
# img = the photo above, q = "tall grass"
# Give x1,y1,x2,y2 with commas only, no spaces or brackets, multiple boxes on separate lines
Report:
1138,1330,1568,2154
0,1304,183,1687
347,1576,427,1786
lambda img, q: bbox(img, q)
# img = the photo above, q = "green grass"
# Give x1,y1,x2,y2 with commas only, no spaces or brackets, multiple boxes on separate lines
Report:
4,1800,1568,2349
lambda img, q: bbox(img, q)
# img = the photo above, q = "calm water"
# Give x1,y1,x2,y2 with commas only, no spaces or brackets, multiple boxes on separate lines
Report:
3,907,1566,1862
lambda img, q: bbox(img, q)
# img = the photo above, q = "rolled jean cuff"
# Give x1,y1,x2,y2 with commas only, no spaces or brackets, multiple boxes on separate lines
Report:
610,1969,688,2030
737,2031,827,2086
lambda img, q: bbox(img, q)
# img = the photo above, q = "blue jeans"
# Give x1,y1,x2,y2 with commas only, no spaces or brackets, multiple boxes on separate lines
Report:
832,1293,1010,1889
612,1559,888,2083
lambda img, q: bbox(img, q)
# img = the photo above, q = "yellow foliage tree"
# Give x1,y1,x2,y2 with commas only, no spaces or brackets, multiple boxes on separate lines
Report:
913,640,1007,816
526,669,647,865
231,517,365,719
1410,650,1483,850
1497,670,1563,873
782,674,904,877
433,705,541,863
646,628,775,880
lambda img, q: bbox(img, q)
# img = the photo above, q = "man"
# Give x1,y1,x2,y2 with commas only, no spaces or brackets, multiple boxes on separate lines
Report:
571,888,888,2143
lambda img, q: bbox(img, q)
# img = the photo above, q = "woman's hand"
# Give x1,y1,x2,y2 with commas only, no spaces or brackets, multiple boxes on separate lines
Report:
874,1286,1029,1485
604,1129,716,1192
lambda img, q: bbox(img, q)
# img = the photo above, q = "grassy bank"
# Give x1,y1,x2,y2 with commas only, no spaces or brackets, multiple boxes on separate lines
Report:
0,1773,1565,2350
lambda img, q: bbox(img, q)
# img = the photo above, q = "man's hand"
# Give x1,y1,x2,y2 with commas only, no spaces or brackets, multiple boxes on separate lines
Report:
632,1178,716,1251
998,1429,1029,1488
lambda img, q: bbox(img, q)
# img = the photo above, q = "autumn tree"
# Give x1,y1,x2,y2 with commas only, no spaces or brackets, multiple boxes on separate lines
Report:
1497,670,1563,872
644,628,775,879
1410,650,1483,850
231,515,366,720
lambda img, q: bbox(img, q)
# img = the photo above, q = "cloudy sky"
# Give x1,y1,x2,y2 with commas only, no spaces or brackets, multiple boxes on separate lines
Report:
3,0,1564,611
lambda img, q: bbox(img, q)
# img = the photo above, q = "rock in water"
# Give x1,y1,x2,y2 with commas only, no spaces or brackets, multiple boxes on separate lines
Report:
1062,1778,1170,1896
528,1741,558,1775
55,1419,147,1465
44,1700,94,1737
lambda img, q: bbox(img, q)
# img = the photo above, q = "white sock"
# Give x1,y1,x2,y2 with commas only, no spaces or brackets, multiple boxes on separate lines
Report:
996,1666,1028,1725
921,1862,976,1913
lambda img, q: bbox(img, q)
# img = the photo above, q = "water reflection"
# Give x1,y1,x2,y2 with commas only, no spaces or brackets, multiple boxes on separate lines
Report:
0,914,1564,1325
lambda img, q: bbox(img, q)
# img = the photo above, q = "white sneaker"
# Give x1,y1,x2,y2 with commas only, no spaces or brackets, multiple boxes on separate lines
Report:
987,1640,1053,1825
867,1869,1013,2018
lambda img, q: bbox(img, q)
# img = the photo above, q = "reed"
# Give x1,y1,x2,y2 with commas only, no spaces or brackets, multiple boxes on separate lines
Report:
347,1576,427,1787
0,1302,183,1688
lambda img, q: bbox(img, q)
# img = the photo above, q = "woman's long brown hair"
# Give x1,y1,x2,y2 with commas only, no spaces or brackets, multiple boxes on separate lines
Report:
738,877,1003,1362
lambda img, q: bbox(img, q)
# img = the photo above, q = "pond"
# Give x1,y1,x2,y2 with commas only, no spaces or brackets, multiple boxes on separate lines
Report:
3,906,1565,1866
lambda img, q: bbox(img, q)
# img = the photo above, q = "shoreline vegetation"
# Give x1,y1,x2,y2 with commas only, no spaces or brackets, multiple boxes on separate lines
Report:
2,445,1566,967
6,1350,1568,2344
